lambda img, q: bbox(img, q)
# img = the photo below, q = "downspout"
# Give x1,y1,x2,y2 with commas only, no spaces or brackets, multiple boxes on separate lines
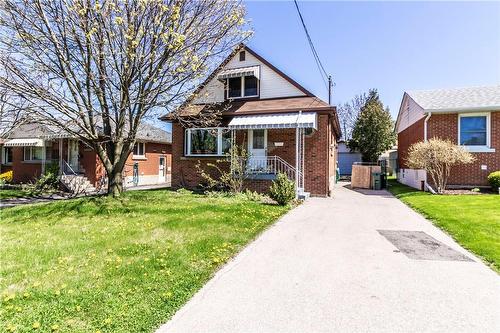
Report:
295,111,302,196
423,112,432,142
423,112,436,193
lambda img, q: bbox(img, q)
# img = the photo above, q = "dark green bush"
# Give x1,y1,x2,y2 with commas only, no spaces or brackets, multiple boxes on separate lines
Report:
487,171,500,192
269,172,295,205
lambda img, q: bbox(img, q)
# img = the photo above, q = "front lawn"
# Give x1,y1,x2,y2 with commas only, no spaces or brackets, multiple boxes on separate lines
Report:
0,188,31,200
387,179,500,272
0,189,290,332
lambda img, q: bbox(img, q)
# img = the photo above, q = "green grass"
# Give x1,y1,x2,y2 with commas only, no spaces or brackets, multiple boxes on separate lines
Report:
0,189,290,332
387,179,500,272
0,188,31,200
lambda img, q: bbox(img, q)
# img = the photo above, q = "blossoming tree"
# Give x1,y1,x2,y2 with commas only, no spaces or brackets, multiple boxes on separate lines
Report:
0,0,249,196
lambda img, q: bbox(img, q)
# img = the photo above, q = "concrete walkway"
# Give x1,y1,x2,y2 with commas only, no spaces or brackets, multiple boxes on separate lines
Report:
157,183,500,333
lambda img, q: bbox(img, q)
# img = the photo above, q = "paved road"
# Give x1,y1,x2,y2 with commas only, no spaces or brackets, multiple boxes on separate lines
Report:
157,183,500,333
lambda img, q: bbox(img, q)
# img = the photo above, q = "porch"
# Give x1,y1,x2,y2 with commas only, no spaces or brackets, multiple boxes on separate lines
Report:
3,137,96,192
228,111,317,196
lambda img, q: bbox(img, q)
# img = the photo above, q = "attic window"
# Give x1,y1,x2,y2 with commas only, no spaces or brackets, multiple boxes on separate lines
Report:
227,76,259,99
239,51,245,61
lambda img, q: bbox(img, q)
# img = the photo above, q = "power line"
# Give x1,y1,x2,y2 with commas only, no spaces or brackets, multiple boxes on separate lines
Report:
293,0,332,102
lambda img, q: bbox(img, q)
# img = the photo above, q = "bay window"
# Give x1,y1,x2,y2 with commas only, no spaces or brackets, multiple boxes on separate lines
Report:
185,128,231,156
459,113,493,152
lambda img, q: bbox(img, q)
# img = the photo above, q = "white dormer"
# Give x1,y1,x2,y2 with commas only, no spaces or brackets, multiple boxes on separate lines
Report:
192,47,309,104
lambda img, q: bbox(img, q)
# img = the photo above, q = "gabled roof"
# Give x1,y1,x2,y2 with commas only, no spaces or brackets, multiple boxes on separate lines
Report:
161,43,315,120
406,85,500,112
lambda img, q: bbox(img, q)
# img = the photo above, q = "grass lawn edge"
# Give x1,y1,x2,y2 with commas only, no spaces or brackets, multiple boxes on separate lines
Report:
386,179,500,274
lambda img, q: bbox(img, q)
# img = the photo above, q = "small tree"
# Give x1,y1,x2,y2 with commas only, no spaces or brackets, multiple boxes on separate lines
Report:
196,143,249,193
348,89,396,162
337,92,367,141
406,139,475,194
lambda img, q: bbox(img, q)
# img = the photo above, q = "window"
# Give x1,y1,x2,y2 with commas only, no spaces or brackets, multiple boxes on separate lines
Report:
2,147,12,164
228,77,241,98
185,128,231,156
252,129,265,149
459,114,489,147
244,76,258,97
23,147,43,161
239,51,245,61
133,142,145,157
226,75,259,99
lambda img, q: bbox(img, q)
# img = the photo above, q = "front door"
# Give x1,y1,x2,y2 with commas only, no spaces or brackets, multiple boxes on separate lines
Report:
159,156,166,182
248,129,267,171
67,140,79,172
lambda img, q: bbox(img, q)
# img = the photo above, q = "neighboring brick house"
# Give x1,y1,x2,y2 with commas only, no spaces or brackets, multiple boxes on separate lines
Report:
396,86,500,189
161,44,341,197
1,122,172,190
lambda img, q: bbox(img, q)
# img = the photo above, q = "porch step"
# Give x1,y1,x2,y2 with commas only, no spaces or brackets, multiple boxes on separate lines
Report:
297,188,310,200
60,174,96,194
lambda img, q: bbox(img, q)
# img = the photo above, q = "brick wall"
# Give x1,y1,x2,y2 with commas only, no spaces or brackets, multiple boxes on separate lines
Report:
428,112,499,186
10,147,42,183
123,142,172,177
398,111,500,186
171,114,335,196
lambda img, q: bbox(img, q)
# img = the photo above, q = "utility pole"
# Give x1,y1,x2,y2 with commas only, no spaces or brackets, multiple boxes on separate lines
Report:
328,75,332,105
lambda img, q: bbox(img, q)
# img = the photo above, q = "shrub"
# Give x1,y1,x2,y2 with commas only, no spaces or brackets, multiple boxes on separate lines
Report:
407,139,475,194
196,144,249,194
487,171,500,192
28,163,60,195
0,170,13,184
269,172,295,205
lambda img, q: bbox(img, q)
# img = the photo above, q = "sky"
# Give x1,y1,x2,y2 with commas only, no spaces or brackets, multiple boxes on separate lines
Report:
243,0,500,119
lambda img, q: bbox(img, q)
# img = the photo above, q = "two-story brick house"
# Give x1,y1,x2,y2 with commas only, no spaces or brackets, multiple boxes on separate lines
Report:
396,86,500,189
161,44,341,197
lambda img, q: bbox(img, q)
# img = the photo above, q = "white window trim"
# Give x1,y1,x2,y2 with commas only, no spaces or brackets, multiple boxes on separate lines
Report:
185,127,229,157
23,146,44,162
132,142,146,159
226,76,259,100
458,112,495,153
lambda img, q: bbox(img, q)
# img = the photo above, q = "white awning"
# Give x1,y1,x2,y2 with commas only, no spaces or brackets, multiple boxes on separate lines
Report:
3,138,44,147
218,66,260,80
228,112,317,130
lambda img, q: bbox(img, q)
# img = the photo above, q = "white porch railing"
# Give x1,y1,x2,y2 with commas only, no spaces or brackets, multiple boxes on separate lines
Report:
238,156,303,185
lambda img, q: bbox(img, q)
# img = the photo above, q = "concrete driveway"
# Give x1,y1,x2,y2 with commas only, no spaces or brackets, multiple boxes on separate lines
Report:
157,183,500,333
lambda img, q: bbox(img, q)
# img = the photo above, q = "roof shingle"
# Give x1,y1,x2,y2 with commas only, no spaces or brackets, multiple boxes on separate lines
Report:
407,85,500,111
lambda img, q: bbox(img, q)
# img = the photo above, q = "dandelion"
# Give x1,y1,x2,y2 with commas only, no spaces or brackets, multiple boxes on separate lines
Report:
33,322,41,329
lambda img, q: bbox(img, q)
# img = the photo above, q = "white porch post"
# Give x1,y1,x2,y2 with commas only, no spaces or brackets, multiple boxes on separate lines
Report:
59,138,63,175
41,140,46,174
295,126,299,194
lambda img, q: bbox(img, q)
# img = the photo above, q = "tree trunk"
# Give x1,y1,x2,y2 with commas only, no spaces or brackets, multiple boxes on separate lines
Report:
107,168,123,197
